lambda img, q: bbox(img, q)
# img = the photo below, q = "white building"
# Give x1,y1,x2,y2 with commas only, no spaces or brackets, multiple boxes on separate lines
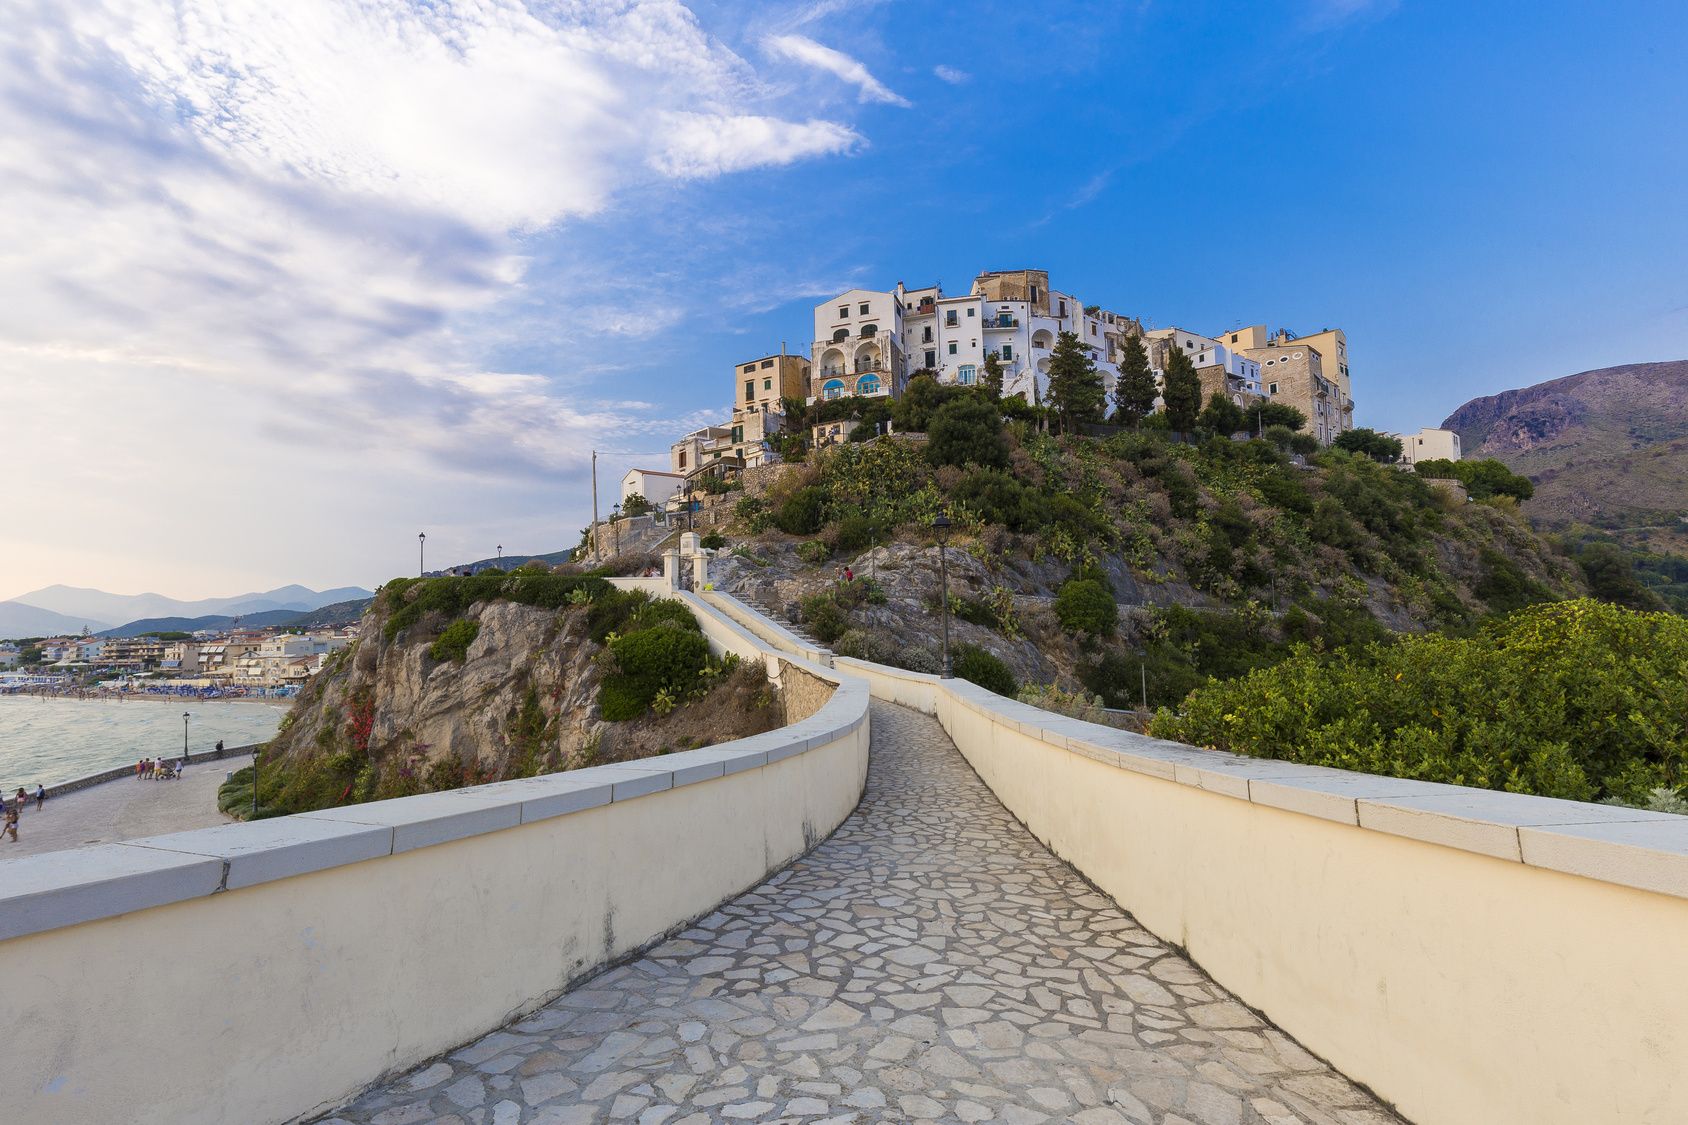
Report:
669,426,733,475
810,269,1138,407
1191,343,1264,397
1395,428,1462,465
621,468,685,508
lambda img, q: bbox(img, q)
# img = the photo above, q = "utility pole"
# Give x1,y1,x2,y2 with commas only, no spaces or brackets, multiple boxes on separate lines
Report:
590,450,601,565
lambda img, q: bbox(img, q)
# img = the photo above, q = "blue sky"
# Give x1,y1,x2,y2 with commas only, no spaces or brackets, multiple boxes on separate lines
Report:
2,0,1685,598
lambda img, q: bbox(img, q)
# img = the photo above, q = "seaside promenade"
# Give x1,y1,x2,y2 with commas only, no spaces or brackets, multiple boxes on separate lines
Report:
1,762,236,859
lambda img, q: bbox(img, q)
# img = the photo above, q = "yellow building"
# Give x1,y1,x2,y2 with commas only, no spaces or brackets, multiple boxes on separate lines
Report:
730,350,810,466
1222,324,1355,441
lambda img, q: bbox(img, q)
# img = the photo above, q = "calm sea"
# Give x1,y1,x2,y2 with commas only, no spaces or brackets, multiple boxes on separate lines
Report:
0,696,285,788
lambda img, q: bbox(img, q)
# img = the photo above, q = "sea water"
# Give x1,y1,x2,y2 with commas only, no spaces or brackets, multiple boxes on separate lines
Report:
0,696,285,789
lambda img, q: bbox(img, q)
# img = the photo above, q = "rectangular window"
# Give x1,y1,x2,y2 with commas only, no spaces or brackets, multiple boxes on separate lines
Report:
761,359,774,368
1001,344,1012,360
922,327,932,342
945,312,958,327
1058,300,1067,316
839,305,848,318
732,426,743,443
678,450,687,468
763,378,772,391
745,380,754,400
924,349,936,368
859,302,870,315
948,342,957,355
1269,383,1278,395
742,363,755,373
967,308,975,317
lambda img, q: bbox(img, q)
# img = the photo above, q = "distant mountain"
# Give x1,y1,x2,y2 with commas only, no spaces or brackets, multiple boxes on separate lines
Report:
0,602,110,640
1444,360,1688,555
3,584,375,630
97,610,310,638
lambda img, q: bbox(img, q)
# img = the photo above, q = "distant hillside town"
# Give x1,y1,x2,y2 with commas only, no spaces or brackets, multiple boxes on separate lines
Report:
0,624,356,694
616,267,1458,515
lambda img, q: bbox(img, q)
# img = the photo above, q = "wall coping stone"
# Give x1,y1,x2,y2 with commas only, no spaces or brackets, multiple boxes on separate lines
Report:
0,597,869,944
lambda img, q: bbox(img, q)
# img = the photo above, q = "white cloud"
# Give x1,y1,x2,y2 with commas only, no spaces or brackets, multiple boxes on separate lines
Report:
762,34,911,107
934,65,971,85
0,0,871,596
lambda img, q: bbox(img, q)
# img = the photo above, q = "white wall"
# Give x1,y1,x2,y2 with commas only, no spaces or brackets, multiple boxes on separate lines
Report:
827,655,1688,1125
0,592,871,1125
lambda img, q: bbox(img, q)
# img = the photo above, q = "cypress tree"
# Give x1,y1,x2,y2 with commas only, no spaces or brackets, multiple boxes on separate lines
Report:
1111,334,1157,427
1161,345,1203,435
1045,330,1106,433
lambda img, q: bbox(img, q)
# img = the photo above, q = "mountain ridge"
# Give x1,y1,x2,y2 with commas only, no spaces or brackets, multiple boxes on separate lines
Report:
2,583,374,632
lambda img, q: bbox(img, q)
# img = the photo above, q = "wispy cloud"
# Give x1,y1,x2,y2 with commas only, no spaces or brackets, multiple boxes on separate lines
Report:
763,34,911,107
0,0,874,594
934,65,971,85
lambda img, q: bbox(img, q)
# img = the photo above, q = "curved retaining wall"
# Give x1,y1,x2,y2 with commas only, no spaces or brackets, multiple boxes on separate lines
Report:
0,590,870,1125
828,652,1688,1125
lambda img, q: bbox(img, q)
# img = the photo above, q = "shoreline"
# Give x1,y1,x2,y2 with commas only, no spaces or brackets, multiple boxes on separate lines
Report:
0,686,291,709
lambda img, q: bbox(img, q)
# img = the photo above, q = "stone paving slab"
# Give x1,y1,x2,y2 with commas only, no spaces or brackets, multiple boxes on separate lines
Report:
318,702,1400,1125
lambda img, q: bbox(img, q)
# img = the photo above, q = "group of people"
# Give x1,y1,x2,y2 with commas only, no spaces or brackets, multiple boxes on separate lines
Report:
2,785,45,843
135,757,185,781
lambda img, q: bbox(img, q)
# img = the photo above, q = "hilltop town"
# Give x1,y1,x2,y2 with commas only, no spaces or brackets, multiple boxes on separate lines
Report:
617,267,1460,514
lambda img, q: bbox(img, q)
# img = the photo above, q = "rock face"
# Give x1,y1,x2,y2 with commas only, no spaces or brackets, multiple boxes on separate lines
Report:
1443,359,1688,550
270,594,782,794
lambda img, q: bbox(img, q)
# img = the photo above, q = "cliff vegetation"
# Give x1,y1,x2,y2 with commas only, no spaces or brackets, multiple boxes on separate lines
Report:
221,571,780,818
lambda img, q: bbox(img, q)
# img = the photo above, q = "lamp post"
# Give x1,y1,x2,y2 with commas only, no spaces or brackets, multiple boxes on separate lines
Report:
251,748,261,817
418,531,426,577
611,503,621,557
497,544,502,565
182,711,190,765
933,513,953,678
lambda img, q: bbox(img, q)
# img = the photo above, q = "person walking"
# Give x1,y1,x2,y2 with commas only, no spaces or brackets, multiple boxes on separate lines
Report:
136,758,145,781
3,801,18,842
34,784,45,811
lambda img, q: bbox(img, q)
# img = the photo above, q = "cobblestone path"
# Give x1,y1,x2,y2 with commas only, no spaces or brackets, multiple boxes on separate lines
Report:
321,703,1396,1125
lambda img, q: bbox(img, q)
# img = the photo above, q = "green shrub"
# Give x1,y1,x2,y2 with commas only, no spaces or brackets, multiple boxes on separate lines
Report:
774,486,827,534
382,573,610,640
833,515,885,553
953,469,1043,531
952,643,1017,697
1416,457,1534,501
734,495,771,531
927,395,1009,469
800,594,849,644
429,619,480,662
1054,578,1116,637
587,587,652,643
796,539,831,566
600,625,711,721
700,531,727,550
1152,599,1688,805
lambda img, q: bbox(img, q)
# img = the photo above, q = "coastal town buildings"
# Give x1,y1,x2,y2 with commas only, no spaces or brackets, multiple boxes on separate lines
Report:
620,467,685,509
658,265,1364,485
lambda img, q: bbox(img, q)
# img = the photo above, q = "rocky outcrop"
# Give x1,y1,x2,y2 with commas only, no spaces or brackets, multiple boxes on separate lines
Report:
269,593,783,797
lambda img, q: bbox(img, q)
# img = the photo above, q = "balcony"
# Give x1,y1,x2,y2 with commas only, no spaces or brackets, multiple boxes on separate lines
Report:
984,316,1020,330
853,360,885,374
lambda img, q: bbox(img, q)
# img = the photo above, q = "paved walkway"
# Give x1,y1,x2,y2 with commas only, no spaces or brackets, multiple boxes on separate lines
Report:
320,704,1397,1125
0,761,240,859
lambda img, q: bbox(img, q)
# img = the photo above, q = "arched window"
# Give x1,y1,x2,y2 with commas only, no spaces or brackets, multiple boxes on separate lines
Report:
831,328,848,343
822,379,845,400
957,364,976,385
857,375,882,396
860,323,878,337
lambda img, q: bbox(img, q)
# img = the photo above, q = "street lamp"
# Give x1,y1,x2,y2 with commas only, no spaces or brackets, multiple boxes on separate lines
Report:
497,544,502,564
251,748,261,817
182,712,190,765
611,503,621,557
933,513,953,679
418,531,426,577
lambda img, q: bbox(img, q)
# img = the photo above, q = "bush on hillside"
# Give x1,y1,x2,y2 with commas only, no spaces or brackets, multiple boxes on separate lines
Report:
381,573,610,640
799,594,850,644
774,486,827,535
1416,457,1534,501
600,625,711,721
952,643,1017,697
927,395,1009,469
1152,599,1688,806
1054,578,1117,638
428,619,480,662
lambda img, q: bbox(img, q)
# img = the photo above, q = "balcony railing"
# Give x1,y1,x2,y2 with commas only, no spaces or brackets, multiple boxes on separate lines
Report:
984,317,1020,329
853,360,885,374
